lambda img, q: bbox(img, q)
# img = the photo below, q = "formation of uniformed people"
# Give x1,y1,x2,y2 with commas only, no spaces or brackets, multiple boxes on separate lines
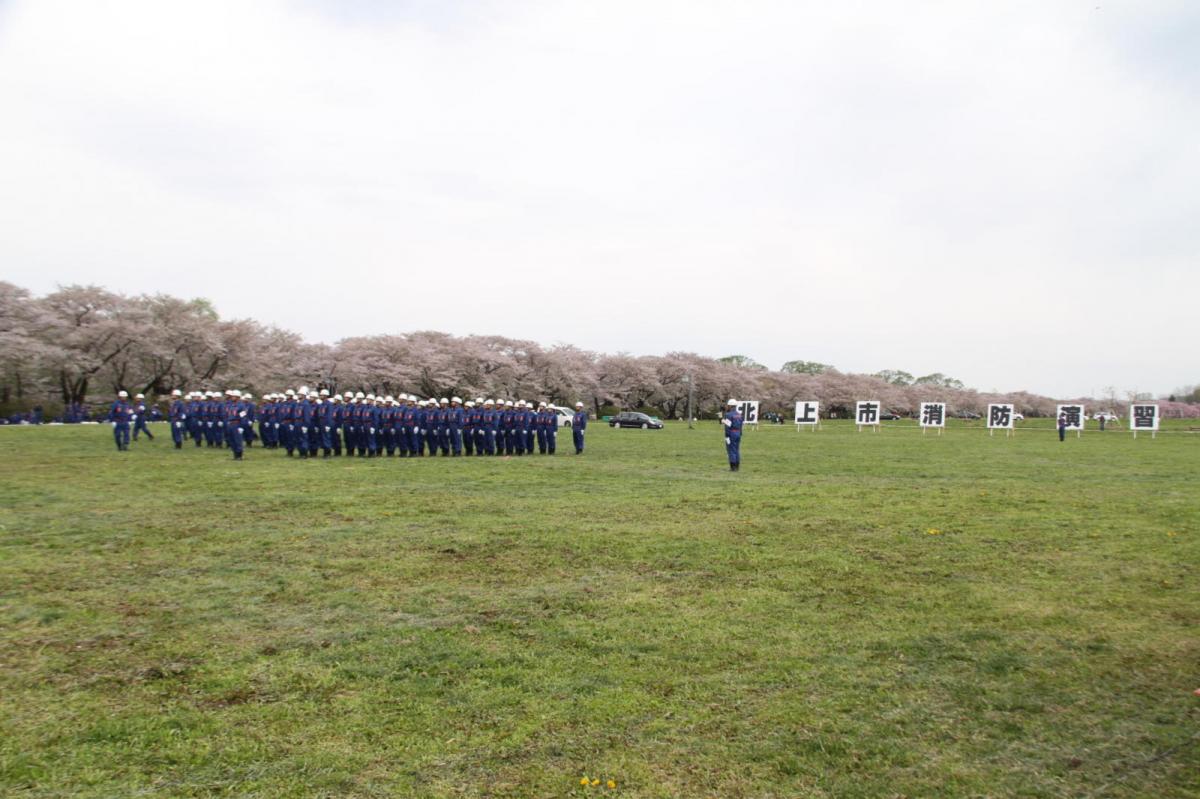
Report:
114,386,591,461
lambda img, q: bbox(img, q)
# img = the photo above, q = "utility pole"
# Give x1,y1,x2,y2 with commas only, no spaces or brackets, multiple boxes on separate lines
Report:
685,373,694,429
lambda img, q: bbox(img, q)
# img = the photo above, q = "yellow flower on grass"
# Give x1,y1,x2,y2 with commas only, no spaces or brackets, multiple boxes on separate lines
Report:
607,779,617,788
926,528,941,535
592,778,600,786
581,776,590,786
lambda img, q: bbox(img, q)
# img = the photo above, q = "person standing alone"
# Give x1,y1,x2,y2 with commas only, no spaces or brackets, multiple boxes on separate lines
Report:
722,399,743,471
572,402,588,454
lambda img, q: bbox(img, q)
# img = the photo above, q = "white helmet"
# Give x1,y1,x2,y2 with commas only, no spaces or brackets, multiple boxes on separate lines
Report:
343,392,353,399
440,397,449,405
466,401,475,408
171,389,182,397
355,392,365,399
243,393,253,400
285,389,296,396
118,390,128,398
385,395,394,402
504,400,513,407
451,396,462,404
727,399,738,406
135,393,145,399
485,399,495,406
575,401,584,408
319,388,329,397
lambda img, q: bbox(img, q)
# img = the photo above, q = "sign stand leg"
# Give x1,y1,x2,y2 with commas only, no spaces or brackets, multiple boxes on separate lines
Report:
990,428,994,437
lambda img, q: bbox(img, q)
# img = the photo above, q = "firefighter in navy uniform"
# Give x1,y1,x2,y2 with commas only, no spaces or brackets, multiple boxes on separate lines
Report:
131,393,154,441
572,402,587,454
224,389,247,460
722,399,743,471
108,390,134,451
168,389,186,448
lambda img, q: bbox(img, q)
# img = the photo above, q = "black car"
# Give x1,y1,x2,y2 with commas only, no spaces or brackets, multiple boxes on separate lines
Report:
609,412,664,429
880,411,903,421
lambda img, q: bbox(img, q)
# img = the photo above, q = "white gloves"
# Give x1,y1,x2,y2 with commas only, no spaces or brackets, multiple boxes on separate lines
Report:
301,427,308,434
722,418,731,427
175,422,182,429
325,426,331,433
239,411,247,418
725,437,731,445
274,423,280,429
217,421,224,427
131,414,138,421
111,422,117,427
369,427,375,434
181,414,187,420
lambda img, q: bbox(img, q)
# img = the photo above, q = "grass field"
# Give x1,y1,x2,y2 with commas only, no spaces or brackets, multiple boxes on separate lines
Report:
1,420,1198,798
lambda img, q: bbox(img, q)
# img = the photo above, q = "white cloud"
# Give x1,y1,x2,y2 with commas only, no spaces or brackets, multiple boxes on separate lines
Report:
1,0,1195,396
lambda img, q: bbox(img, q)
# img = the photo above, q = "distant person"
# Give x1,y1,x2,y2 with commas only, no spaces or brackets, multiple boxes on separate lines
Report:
107,391,133,451
722,398,744,471
31,405,43,424
1057,411,1067,442
572,402,588,454
1098,414,1106,432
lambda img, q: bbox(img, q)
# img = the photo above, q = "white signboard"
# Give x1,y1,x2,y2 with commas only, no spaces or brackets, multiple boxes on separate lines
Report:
738,400,760,426
855,400,880,430
987,403,1015,434
1056,404,1085,431
794,400,820,429
919,402,946,429
1130,403,1159,437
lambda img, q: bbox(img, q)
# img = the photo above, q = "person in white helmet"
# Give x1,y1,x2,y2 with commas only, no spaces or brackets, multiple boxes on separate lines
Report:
462,400,476,456
131,392,155,442
240,392,257,448
722,399,744,471
448,397,464,456
535,401,550,455
481,399,497,456
168,389,186,449
107,390,134,451
258,393,276,449
222,389,247,460
572,402,588,454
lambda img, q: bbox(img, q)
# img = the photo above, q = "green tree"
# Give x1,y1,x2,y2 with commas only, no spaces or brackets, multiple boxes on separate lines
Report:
718,355,767,370
873,369,913,386
780,360,832,375
914,373,965,390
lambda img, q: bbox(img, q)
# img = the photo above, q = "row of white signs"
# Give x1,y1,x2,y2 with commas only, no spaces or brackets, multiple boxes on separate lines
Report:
778,401,1161,430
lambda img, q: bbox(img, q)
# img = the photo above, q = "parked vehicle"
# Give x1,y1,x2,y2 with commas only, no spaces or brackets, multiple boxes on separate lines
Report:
609,412,664,429
880,411,903,420
548,405,574,427
955,411,982,420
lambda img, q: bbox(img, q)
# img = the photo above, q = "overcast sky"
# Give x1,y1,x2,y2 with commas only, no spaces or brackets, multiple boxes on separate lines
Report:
1,1,1195,397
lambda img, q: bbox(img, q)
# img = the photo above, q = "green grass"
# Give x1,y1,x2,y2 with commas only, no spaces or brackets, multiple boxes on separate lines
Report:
1,421,1198,798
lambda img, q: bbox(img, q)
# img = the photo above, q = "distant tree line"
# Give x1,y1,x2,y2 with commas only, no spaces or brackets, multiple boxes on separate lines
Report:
2,282,1197,419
